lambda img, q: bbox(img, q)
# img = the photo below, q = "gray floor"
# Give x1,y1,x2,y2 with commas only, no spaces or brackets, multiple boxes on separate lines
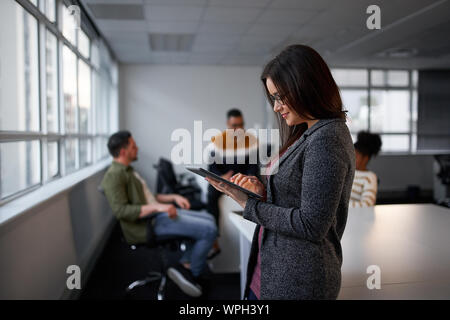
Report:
80,223,240,300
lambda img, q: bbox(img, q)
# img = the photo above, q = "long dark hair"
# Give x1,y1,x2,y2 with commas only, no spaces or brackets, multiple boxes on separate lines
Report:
261,45,346,155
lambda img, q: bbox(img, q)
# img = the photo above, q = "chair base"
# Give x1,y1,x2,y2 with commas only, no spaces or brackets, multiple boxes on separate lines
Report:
124,236,194,299
125,271,167,300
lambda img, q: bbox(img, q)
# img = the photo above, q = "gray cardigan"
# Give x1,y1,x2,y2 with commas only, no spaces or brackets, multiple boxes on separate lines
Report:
243,118,355,300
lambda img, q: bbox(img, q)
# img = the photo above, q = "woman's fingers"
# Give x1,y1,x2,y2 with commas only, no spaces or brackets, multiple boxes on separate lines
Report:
230,173,241,180
230,173,244,182
230,174,263,192
234,174,248,186
208,175,256,194
206,177,227,194
207,177,237,198
241,180,254,191
248,176,264,188
206,177,249,209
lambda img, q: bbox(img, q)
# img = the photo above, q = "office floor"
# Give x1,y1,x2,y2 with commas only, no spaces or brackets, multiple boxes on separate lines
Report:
80,223,240,300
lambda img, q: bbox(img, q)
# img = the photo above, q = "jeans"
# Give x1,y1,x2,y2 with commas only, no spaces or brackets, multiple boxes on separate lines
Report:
153,209,217,277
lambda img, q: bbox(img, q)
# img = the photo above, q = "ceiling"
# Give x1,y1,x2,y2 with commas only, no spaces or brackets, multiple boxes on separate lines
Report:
80,0,450,68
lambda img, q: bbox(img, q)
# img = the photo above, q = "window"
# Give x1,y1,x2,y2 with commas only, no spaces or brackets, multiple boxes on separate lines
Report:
370,90,410,133
95,137,109,161
91,43,100,69
340,90,369,133
0,2,39,132
80,139,92,168
371,70,409,87
62,3,76,45
332,69,368,87
379,135,410,152
63,46,77,133
332,68,418,153
96,72,110,134
47,141,59,180
65,138,78,173
78,29,90,58
43,0,56,23
0,0,118,204
0,140,40,199
78,60,91,134
46,30,58,132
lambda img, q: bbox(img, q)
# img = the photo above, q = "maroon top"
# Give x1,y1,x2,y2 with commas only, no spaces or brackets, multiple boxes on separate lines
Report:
249,225,264,298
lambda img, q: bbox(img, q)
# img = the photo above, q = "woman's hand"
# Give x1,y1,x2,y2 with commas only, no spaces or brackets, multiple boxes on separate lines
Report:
205,177,249,209
230,173,265,197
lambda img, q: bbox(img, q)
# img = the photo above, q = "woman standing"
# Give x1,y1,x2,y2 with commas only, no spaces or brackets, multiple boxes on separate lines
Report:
206,45,355,300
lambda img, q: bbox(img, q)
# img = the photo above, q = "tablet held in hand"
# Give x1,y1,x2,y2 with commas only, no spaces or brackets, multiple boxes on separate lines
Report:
186,167,263,200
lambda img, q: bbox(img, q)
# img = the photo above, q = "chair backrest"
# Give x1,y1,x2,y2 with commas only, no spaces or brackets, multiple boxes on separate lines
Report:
435,155,450,185
155,158,178,193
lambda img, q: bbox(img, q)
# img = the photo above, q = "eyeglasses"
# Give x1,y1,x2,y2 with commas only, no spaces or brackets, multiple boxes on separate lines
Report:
269,93,285,105
230,122,245,129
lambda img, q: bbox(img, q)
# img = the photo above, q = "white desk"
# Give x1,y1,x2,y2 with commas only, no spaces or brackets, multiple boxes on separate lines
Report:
229,204,450,299
229,212,255,298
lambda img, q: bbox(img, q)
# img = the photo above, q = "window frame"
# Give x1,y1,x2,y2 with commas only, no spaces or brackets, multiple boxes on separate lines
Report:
334,67,418,155
0,0,116,206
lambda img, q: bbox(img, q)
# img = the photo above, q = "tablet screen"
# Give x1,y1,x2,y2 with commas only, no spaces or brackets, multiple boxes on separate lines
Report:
186,167,263,200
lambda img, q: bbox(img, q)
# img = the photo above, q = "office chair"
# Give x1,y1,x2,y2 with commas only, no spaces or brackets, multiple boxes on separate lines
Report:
97,185,195,300
154,157,205,210
124,233,194,299
434,155,450,208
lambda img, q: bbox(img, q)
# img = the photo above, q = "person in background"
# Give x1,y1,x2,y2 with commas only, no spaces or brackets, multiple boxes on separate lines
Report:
206,109,259,258
350,131,382,208
101,131,217,297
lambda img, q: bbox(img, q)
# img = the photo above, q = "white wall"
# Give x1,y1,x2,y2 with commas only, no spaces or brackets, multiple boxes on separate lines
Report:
120,65,436,197
0,170,115,299
119,65,266,189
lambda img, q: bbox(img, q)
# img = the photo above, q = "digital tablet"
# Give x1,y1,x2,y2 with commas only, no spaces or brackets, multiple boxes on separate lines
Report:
186,167,263,200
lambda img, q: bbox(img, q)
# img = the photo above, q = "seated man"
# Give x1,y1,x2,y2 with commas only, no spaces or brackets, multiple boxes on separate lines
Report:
101,131,217,297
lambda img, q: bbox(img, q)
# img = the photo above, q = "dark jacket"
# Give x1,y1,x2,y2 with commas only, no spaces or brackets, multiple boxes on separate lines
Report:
243,118,355,300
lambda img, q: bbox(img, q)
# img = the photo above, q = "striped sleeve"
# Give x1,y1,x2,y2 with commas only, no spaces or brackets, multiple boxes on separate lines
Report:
350,171,378,208
360,173,377,206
